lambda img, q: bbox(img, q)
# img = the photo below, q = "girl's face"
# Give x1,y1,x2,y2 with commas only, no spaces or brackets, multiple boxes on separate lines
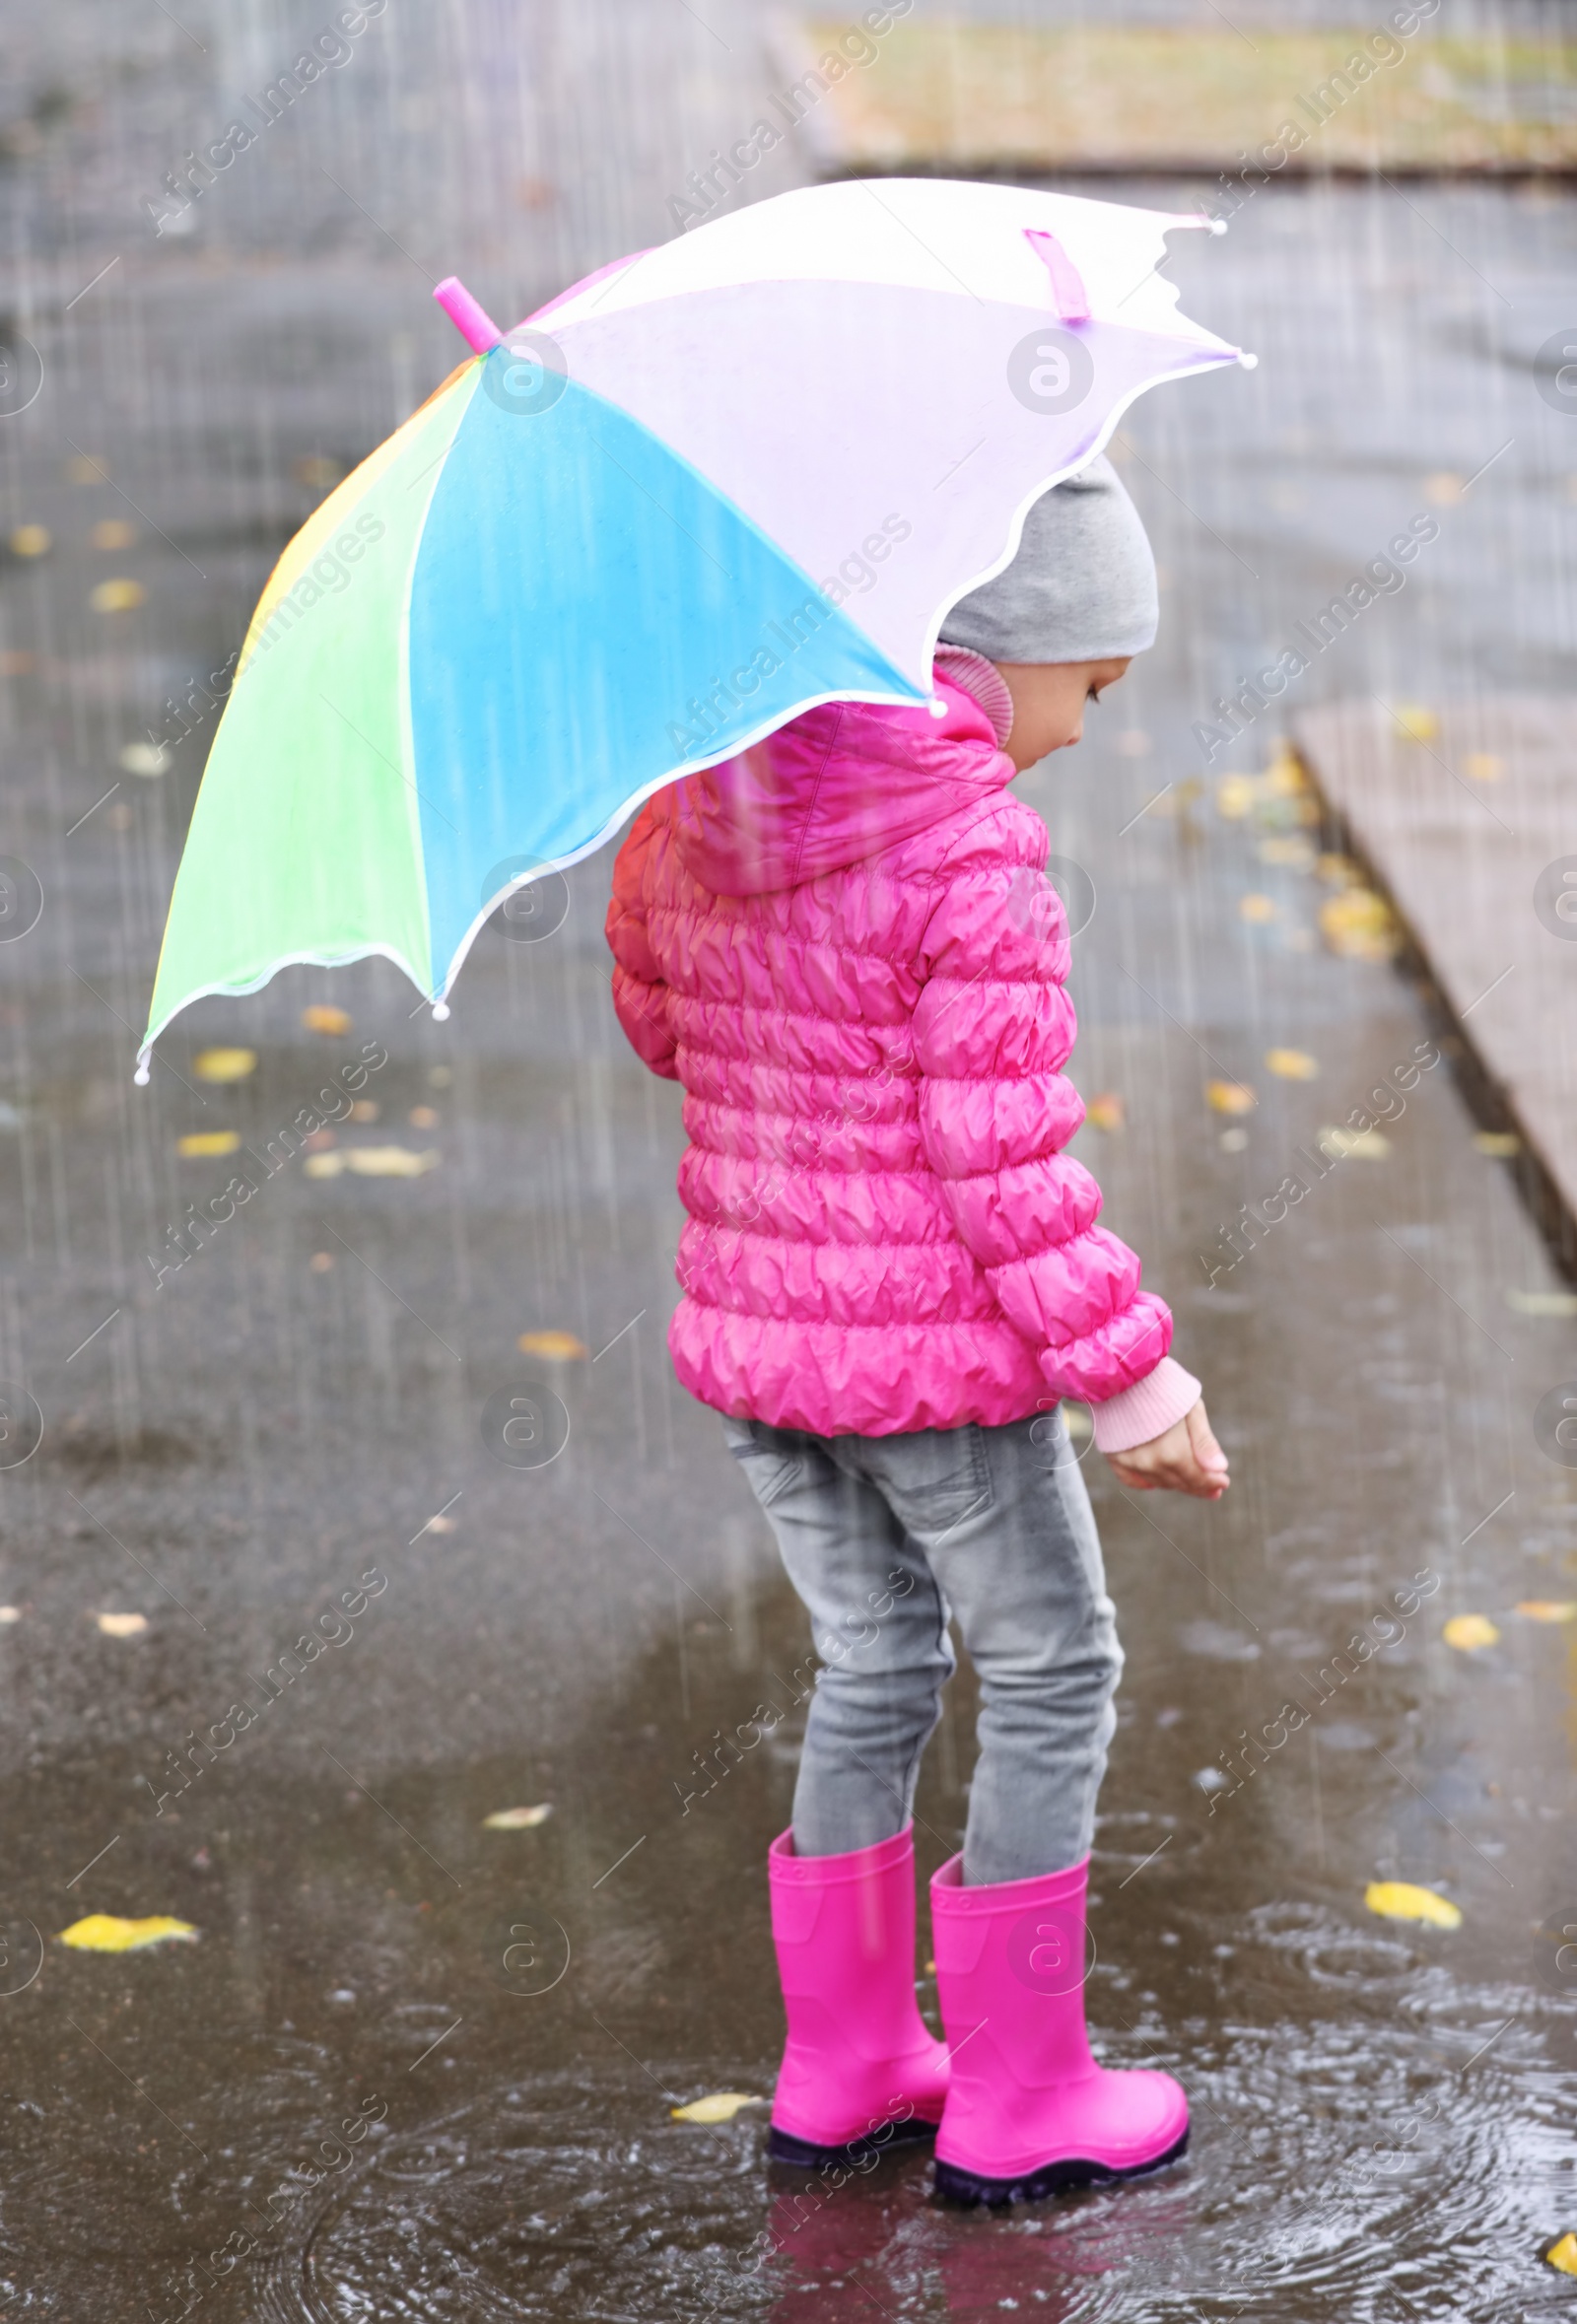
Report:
993,656,1131,772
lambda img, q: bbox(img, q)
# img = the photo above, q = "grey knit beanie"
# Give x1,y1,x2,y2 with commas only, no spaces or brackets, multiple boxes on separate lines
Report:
938,454,1157,665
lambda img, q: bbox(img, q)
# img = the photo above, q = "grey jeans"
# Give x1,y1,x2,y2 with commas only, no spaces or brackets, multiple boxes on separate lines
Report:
723,1409,1123,1886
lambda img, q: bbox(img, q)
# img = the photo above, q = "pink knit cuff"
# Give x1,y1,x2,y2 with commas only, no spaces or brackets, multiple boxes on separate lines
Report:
1090,1356,1201,1456
933,647,1014,746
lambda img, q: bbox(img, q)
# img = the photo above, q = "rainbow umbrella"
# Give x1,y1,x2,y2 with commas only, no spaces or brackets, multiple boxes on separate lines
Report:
138,177,1251,1077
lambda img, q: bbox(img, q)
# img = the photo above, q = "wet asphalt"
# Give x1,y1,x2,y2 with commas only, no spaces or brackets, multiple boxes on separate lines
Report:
0,2,1576,2317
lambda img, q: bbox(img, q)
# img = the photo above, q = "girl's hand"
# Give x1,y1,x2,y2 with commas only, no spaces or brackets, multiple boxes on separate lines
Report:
1105,1399,1229,1499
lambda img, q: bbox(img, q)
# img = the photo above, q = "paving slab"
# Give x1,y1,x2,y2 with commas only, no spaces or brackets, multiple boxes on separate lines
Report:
1294,693,1577,1233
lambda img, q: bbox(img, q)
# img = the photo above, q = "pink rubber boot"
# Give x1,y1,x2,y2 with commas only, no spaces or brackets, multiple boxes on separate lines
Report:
930,1853,1188,2206
767,1824,950,2165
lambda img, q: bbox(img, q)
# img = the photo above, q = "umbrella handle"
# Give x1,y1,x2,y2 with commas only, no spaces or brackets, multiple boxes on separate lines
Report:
434,276,504,354
1023,229,1090,326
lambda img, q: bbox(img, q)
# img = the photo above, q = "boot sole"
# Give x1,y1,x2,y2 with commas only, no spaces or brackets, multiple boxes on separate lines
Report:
933,2124,1189,2209
767,2114,941,2170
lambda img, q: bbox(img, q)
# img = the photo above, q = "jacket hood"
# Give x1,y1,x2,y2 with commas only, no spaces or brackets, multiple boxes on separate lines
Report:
669,675,1016,897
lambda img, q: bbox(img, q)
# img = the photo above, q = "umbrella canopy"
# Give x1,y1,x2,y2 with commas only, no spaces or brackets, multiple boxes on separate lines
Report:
139,177,1250,1077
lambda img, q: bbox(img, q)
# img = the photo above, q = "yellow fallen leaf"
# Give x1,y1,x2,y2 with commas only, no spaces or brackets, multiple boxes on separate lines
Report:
1516,1601,1577,1623
192,1047,255,1083
1239,893,1277,923
0,1606,20,1622
1506,1290,1577,1318
1215,775,1257,819
1543,2232,1577,2277
408,1105,440,1129
119,742,169,777
1206,1081,1257,1116
1423,472,1464,508
483,1804,553,1829
1265,1047,1318,1080
9,523,49,557
419,1512,455,1536
303,1151,344,1179
95,1611,147,1637
517,1329,588,1360
670,2092,764,2124
1463,752,1504,782
345,1146,439,1177
301,1003,352,1036
1262,746,1308,796
91,519,135,551
1319,887,1401,962
348,1100,379,1123
89,578,145,613
66,453,108,484
1316,852,1360,886
177,1129,240,1159
1084,1092,1125,1133
1318,1125,1392,1161
1390,703,1440,742
294,454,342,491
1443,1613,1499,1651
1473,1130,1520,1158
59,1914,197,1952
1364,1881,1461,1930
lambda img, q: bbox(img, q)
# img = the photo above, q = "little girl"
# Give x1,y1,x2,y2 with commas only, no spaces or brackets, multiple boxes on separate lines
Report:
606,456,1229,2210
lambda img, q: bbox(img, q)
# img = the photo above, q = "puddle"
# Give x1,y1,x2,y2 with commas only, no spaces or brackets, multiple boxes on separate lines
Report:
1,20,1574,2312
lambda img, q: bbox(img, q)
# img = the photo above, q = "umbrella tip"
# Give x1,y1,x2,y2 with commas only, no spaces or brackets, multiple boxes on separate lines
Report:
434,277,504,355
134,1057,151,1086
432,1000,451,1021
1237,350,1259,371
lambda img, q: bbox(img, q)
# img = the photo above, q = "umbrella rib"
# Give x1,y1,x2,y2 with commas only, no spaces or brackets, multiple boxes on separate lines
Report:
317,693,460,835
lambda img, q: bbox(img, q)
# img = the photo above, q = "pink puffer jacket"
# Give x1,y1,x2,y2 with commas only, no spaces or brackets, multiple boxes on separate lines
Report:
606,671,1190,1442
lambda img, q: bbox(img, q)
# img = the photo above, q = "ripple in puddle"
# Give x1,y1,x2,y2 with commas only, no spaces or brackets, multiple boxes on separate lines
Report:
261,2072,1192,2322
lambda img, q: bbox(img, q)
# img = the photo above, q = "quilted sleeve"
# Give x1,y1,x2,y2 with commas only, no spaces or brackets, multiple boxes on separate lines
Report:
605,800,679,1080
913,804,1173,1406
